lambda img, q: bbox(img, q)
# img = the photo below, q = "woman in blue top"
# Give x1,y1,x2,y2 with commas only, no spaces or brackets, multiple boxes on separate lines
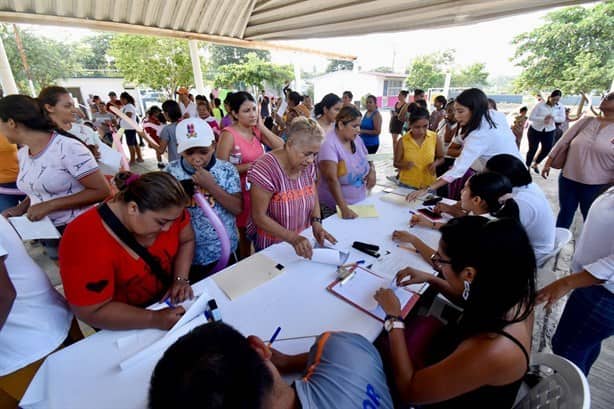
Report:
359,95,382,154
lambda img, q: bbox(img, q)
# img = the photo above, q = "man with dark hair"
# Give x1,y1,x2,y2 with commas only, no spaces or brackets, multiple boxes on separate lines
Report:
149,322,393,409
413,89,426,102
342,90,354,107
106,91,122,111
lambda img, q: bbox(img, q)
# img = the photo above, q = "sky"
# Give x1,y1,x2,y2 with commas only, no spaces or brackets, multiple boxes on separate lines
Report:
21,3,594,79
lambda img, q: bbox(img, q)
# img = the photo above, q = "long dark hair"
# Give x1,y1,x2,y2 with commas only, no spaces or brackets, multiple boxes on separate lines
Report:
113,171,189,212
485,154,532,188
227,91,255,117
440,217,536,337
455,88,496,136
467,172,519,220
314,93,341,117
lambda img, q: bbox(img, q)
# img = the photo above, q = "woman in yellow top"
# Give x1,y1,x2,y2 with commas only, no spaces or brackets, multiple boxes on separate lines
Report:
0,133,23,212
394,106,444,189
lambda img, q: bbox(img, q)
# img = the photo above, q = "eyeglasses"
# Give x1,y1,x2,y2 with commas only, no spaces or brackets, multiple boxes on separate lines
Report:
431,251,452,266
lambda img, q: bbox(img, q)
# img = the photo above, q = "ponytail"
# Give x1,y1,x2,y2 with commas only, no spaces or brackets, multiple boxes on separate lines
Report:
467,172,520,221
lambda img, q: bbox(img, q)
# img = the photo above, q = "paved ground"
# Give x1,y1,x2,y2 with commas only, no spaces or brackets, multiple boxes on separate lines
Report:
30,112,612,406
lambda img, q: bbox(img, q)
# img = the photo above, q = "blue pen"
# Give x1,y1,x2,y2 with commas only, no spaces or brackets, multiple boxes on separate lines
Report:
164,297,174,308
268,326,282,346
408,210,416,215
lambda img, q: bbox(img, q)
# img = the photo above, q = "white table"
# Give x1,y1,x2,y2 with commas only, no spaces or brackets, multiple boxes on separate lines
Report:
21,192,444,409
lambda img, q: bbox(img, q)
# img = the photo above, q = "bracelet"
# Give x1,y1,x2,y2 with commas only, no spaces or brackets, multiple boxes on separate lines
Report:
175,276,190,284
311,216,322,224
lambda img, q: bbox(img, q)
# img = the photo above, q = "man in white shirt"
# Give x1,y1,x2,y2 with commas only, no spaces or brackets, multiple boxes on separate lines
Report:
177,87,197,118
538,187,614,376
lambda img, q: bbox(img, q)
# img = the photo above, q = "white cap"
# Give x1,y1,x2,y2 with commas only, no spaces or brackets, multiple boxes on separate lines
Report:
176,118,215,153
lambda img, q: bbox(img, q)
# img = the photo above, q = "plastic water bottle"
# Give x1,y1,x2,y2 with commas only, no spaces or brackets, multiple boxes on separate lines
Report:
229,145,242,165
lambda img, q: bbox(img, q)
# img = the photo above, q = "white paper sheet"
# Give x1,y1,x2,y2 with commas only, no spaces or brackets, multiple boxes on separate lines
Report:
97,139,122,175
310,248,349,265
8,216,61,240
368,249,431,294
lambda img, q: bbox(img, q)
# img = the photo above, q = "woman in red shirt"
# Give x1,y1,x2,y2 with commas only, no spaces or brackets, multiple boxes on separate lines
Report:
59,171,195,331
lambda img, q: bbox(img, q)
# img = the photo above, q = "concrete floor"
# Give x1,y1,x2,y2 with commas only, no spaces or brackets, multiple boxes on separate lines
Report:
30,111,612,407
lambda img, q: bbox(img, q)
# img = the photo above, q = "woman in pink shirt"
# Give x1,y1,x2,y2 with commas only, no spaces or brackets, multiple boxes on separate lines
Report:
216,92,284,259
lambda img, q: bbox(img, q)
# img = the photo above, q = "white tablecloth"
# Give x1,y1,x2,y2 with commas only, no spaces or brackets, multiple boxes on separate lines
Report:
21,192,444,409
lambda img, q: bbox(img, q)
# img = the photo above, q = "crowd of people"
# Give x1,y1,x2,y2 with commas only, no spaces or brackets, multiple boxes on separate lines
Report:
0,81,612,409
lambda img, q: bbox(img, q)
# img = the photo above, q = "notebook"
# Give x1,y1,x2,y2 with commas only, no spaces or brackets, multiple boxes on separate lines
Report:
213,253,285,300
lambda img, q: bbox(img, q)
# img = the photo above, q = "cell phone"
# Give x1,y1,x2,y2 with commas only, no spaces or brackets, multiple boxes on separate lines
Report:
423,196,443,206
418,208,442,220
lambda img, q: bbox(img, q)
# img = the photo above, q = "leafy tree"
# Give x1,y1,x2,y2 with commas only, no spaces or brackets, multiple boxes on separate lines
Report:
214,53,293,94
451,63,489,88
79,33,116,71
109,34,198,98
326,59,354,72
208,44,270,67
512,2,614,94
405,49,455,90
0,24,79,94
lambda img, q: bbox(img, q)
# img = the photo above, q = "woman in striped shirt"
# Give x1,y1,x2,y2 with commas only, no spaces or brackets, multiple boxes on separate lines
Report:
248,117,336,259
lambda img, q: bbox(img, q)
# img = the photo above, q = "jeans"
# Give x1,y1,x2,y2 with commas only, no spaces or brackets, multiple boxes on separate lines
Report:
0,182,25,212
552,285,614,376
556,175,607,228
525,127,555,167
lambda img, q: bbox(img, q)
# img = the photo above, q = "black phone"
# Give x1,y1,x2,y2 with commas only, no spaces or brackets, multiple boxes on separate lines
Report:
418,208,442,220
423,196,443,206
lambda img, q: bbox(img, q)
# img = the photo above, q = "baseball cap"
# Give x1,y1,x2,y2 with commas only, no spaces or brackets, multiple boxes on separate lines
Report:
176,118,215,153
176,87,189,95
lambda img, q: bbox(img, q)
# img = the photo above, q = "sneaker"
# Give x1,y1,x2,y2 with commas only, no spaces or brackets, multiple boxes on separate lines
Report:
531,163,540,174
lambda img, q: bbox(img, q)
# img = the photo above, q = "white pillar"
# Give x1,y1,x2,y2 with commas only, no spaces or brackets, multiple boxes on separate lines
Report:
443,72,452,99
293,55,302,92
188,39,205,95
0,36,18,95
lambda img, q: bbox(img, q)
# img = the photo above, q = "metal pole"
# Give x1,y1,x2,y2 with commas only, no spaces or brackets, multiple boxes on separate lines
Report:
0,35,18,94
188,39,205,95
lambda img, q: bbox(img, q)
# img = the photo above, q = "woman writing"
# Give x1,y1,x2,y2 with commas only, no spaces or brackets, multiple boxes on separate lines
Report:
541,92,614,228
359,95,382,154
216,91,284,259
318,106,376,219
407,88,521,202
394,107,444,190
248,117,336,259
314,93,343,135
58,172,194,330
376,217,535,407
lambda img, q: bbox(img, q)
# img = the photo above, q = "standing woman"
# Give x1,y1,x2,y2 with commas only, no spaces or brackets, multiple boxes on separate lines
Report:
248,117,336,258
407,88,521,202
0,95,110,256
525,90,565,173
359,95,382,154
389,90,409,148
541,92,614,228
318,106,375,219
394,107,444,190
119,92,143,165
216,91,284,259
314,93,343,135
143,106,166,169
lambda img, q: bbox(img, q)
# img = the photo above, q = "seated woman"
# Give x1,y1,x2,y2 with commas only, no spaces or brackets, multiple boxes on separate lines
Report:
409,172,519,230
485,154,555,266
58,172,195,331
318,106,376,219
0,216,74,406
394,107,444,190
248,117,336,259
165,118,241,281
375,217,535,408
0,95,110,258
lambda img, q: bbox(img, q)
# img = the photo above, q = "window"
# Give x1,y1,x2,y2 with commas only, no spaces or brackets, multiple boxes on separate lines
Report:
383,79,403,97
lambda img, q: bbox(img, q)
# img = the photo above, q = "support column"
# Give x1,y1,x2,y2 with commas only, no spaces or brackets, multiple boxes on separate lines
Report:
0,36,18,95
188,39,205,95
293,55,302,92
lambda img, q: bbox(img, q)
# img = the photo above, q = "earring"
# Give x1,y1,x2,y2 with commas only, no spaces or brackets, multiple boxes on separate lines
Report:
462,280,471,301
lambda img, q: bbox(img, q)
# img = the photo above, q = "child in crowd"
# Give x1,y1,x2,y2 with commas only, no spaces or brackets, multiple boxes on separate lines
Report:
156,100,182,163
196,101,221,139
165,118,241,282
511,106,528,148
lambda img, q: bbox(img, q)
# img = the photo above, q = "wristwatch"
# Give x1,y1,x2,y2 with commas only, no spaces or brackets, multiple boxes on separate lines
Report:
384,315,405,332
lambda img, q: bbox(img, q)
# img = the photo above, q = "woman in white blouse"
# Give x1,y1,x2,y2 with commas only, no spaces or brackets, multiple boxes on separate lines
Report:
525,89,565,173
407,88,521,202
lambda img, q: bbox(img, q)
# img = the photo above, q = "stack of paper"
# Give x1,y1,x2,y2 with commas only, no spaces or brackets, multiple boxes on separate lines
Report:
8,216,61,240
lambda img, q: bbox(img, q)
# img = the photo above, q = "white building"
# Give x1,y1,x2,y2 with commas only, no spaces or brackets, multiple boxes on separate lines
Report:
312,70,407,109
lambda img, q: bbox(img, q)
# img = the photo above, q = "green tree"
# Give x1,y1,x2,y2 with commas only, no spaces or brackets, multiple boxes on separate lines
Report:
109,34,198,98
326,59,354,72
208,44,270,67
405,49,454,90
214,53,293,94
0,24,79,94
451,63,489,88
512,2,614,94
79,33,116,71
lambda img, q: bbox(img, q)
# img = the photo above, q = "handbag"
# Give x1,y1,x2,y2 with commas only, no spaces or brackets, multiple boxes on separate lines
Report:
550,118,591,169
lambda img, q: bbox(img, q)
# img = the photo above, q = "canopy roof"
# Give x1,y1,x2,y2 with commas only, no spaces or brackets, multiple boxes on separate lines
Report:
0,0,590,59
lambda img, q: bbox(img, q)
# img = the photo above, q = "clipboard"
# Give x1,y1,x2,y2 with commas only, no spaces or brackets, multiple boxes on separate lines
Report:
326,266,418,322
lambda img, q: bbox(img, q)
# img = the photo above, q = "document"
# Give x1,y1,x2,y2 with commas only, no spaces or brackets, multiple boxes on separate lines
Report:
337,204,379,218
8,216,61,240
97,139,122,175
214,253,285,301
311,248,350,265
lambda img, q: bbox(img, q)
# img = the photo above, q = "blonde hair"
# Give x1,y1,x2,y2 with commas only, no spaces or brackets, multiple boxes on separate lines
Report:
286,117,324,146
